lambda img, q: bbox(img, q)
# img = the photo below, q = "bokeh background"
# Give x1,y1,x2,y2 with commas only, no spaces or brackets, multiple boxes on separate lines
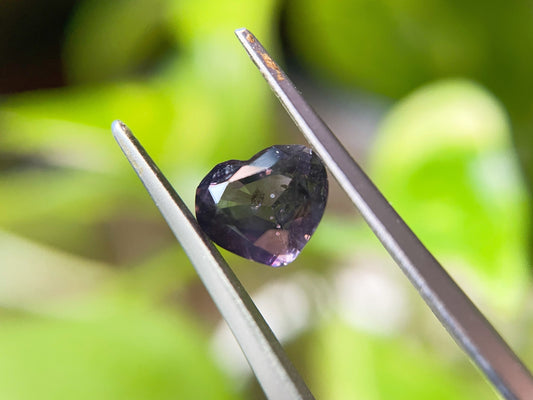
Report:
1,0,533,398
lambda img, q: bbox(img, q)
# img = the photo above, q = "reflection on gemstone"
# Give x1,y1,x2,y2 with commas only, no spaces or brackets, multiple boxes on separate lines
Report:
195,145,328,266
254,229,292,267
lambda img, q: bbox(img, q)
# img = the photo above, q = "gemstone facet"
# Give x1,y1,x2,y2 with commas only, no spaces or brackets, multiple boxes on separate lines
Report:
195,145,328,267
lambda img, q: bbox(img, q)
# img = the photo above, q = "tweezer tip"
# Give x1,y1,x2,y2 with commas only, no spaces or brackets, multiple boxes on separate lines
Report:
234,27,248,35
234,27,256,44
111,119,132,141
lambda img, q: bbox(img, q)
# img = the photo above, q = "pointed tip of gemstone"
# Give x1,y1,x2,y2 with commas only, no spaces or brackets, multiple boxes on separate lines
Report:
270,252,299,267
196,145,328,267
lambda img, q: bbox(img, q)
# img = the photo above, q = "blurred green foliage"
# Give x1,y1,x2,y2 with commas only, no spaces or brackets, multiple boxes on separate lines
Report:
0,304,239,399
0,0,532,399
371,80,529,314
286,0,533,188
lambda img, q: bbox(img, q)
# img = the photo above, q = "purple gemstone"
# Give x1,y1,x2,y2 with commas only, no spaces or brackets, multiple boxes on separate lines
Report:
195,145,328,267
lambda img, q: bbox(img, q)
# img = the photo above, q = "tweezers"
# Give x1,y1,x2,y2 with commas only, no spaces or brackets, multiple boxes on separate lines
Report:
112,28,533,400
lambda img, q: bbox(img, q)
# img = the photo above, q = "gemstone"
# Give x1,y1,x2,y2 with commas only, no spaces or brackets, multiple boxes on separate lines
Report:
195,145,328,267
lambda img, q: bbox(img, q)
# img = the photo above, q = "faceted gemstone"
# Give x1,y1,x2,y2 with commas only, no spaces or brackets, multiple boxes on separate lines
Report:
195,145,328,267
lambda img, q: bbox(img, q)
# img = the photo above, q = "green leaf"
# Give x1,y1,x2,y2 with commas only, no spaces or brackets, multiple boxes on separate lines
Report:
309,320,495,399
285,0,533,99
0,230,111,311
0,305,240,399
369,79,529,313
64,0,170,83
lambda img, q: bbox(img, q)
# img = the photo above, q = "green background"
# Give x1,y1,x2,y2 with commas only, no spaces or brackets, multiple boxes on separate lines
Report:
1,0,532,398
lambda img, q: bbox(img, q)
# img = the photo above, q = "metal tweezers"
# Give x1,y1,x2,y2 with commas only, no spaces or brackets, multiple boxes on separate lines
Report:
112,28,533,400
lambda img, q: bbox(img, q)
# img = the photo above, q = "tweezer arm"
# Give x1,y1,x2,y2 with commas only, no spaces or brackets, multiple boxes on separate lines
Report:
112,121,315,400
235,28,533,400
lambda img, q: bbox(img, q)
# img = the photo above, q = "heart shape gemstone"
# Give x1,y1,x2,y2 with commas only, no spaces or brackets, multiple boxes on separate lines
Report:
195,145,328,266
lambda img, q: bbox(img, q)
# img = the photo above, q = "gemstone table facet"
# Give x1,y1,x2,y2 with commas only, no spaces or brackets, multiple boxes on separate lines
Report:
195,145,328,266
